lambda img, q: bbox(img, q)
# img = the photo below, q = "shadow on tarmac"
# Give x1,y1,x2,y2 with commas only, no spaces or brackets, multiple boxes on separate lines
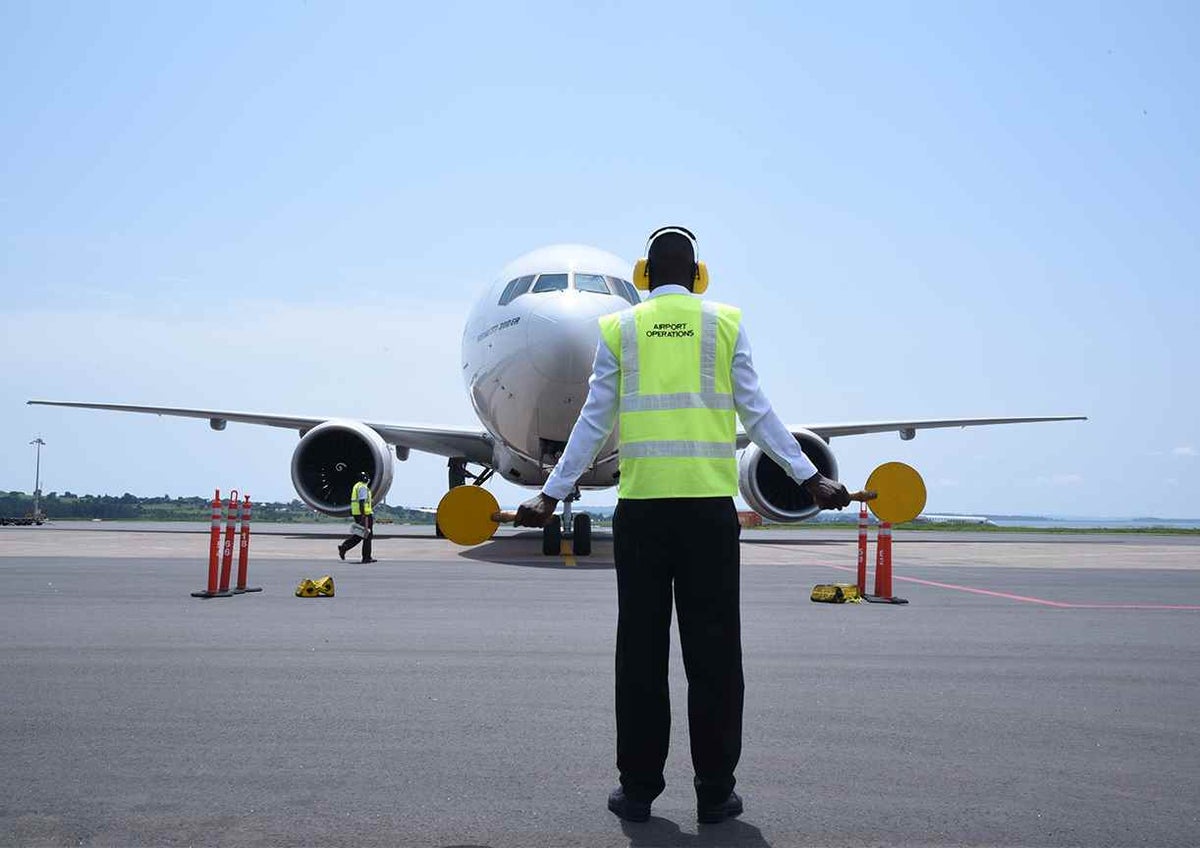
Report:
457,537,615,570
622,817,773,847
739,537,855,547
282,529,439,540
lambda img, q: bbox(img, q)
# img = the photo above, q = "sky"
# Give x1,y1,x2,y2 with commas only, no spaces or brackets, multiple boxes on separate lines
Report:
1,1,1197,518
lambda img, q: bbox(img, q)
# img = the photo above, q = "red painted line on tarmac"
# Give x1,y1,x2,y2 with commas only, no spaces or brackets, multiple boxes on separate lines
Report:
823,564,1200,610
1046,602,1200,610
891,572,1075,607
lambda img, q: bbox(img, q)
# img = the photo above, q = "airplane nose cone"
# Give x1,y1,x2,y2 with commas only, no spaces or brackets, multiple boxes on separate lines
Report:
525,298,609,383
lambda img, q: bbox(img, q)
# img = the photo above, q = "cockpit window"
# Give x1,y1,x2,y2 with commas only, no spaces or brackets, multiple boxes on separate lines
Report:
575,273,610,294
607,276,641,305
531,273,569,293
498,275,534,306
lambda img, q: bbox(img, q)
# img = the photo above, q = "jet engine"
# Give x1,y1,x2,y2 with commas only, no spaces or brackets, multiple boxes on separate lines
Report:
737,429,838,523
290,420,395,515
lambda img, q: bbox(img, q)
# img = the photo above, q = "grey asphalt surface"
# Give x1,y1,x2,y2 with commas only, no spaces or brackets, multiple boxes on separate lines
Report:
2,524,1198,847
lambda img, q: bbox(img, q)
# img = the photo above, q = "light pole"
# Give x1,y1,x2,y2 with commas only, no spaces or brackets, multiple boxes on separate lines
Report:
30,437,45,521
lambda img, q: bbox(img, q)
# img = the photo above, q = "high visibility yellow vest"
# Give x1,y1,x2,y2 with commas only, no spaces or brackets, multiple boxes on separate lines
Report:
350,481,373,516
599,294,741,499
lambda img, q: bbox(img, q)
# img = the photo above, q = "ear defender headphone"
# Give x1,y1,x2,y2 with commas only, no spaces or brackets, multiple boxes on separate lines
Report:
633,225,710,294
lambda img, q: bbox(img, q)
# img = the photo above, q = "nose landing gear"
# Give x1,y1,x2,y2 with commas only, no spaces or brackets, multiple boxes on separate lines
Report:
543,490,591,556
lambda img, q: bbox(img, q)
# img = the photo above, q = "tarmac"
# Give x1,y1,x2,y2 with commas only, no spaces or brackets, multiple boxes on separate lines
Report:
2,522,1198,847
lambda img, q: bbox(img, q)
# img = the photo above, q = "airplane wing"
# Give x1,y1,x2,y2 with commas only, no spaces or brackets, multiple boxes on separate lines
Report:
734,415,1086,449
29,401,1083,465
26,400,495,466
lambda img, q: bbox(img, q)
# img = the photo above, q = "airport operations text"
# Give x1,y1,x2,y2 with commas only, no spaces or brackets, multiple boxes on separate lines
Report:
645,322,695,338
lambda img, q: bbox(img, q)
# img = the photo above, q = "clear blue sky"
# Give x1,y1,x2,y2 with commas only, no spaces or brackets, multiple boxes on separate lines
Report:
2,1,1197,518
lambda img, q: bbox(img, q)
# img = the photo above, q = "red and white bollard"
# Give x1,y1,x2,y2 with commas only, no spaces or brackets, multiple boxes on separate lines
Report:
856,502,869,597
233,495,262,594
192,490,233,598
864,520,907,604
874,522,892,598
216,490,240,594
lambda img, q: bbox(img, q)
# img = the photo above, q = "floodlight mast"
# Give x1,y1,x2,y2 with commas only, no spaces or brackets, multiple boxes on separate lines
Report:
29,437,45,521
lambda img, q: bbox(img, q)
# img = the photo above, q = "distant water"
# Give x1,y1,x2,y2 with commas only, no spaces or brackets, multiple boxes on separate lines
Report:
987,517,1200,530
807,514,1200,530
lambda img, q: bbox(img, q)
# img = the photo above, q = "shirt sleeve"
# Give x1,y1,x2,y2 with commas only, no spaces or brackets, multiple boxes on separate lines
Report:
732,322,819,483
542,338,620,500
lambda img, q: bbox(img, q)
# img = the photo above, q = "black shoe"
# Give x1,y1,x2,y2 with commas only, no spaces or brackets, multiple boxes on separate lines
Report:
697,790,743,824
607,787,651,823
337,546,346,561
361,558,378,564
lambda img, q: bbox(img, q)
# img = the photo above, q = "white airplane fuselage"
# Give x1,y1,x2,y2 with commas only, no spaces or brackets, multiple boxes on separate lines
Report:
461,244,635,490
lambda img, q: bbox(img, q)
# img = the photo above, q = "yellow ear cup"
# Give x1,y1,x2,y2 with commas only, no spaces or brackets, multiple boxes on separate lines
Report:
633,258,651,291
633,258,708,292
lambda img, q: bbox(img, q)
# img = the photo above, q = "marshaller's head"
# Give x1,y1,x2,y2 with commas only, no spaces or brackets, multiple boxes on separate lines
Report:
648,231,696,289
633,225,710,293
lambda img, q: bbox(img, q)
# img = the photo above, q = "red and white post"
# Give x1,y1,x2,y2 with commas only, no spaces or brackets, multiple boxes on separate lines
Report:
233,494,262,594
856,502,869,596
873,522,893,598
217,490,240,594
192,489,233,598
864,520,908,604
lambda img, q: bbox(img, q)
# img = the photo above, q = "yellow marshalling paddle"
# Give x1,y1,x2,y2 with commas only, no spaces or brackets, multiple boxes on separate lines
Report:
436,485,515,546
863,461,927,524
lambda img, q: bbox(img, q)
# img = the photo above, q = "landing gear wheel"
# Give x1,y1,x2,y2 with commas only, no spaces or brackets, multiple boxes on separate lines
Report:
572,513,592,556
542,515,561,556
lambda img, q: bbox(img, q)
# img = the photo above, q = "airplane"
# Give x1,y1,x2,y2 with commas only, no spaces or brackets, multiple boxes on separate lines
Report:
28,243,1085,555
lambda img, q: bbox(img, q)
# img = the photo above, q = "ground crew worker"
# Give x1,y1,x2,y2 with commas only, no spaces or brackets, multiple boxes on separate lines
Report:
338,472,377,563
515,226,851,825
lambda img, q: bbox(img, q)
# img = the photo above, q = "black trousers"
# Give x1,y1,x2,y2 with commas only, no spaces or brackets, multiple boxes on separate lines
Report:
612,496,743,806
340,514,373,560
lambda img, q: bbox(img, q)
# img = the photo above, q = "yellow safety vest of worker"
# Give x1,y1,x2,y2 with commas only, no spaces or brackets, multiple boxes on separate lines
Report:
350,480,373,516
598,294,741,499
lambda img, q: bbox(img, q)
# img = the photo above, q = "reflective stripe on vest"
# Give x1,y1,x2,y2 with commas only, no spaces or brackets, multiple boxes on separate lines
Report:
620,440,737,459
350,481,373,516
599,295,741,499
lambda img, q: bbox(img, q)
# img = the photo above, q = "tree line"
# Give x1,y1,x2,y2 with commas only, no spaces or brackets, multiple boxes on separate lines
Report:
0,491,437,524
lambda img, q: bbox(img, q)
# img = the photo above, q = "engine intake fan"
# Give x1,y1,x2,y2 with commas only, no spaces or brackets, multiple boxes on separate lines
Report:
737,429,838,523
290,420,395,515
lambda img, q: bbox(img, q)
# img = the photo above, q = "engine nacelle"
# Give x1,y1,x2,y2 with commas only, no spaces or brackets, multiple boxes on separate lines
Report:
737,429,838,522
290,420,395,516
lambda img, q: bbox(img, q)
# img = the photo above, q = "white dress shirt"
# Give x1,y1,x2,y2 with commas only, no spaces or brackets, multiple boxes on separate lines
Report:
542,284,819,500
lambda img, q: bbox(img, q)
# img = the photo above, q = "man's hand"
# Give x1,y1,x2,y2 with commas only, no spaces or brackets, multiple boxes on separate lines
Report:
803,473,852,510
514,493,559,528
